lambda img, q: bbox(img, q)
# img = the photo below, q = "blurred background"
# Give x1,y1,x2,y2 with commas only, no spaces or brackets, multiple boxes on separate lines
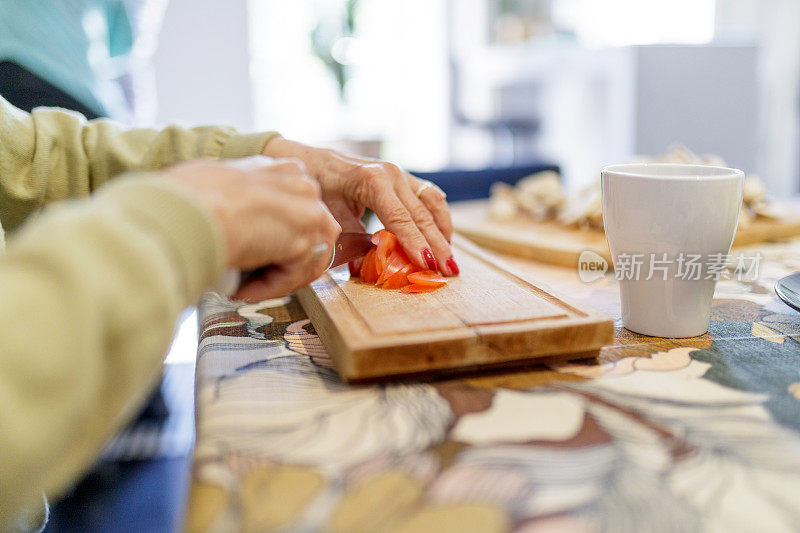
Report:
122,0,798,194
3,2,793,529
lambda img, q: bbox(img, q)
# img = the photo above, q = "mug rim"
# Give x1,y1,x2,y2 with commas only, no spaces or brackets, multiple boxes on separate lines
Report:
601,163,744,181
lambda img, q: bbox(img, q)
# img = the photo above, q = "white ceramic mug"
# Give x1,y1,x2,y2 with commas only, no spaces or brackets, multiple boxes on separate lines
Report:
601,163,744,337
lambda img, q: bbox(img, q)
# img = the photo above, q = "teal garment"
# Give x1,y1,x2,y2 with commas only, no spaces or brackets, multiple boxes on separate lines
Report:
0,0,134,118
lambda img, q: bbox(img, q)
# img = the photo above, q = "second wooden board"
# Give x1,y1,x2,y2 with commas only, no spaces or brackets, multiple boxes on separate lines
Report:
451,199,800,268
297,237,613,382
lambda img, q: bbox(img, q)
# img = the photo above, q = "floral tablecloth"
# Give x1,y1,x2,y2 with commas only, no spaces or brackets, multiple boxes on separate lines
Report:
185,240,800,533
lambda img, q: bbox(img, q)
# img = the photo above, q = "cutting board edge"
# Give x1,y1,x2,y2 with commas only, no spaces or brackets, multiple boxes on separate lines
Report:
340,351,604,384
296,284,360,378
322,312,613,383
337,321,611,383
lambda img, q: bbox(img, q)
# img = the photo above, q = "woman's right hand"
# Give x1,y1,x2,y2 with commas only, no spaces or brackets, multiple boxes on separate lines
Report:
163,157,342,301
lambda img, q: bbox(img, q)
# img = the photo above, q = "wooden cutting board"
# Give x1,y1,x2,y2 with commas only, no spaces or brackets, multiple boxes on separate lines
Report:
451,199,800,268
297,237,613,382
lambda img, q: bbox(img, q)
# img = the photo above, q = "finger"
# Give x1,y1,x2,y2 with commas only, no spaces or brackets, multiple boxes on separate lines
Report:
233,269,294,302
274,201,340,266
408,174,453,242
233,246,333,302
365,178,434,270
317,201,343,244
393,175,455,275
288,243,337,286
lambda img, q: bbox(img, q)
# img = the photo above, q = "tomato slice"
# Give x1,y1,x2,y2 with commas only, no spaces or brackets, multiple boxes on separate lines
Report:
407,270,448,286
373,230,398,275
382,263,414,289
376,248,411,285
355,230,445,294
372,247,382,279
360,248,379,284
401,283,439,293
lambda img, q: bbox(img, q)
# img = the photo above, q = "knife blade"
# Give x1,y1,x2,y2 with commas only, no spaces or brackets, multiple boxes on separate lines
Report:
329,232,374,269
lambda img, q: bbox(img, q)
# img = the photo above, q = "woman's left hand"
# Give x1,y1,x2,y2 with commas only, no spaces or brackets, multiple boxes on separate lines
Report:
263,137,459,276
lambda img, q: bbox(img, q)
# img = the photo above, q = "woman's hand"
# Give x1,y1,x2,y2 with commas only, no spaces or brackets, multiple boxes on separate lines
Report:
263,137,459,276
163,157,342,301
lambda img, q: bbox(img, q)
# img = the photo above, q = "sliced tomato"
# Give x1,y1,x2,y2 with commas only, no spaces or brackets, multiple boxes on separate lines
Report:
372,228,395,246
373,247,382,278
407,270,448,286
356,230,445,294
382,263,414,289
360,248,379,284
376,247,411,285
401,283,440,293
373,230,398,274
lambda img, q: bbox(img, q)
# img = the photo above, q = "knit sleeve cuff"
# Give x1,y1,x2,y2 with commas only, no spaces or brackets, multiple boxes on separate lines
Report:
220,131,281,160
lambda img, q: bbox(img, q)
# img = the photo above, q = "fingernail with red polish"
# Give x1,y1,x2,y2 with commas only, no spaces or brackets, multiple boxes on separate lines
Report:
423,249,437,271
446,256,460,276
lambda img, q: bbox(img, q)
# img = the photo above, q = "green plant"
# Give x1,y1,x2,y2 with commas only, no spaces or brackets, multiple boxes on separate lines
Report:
310,0,360,99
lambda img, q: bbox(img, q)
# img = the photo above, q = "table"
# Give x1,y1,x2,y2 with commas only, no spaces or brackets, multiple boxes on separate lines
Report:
184,239,800,533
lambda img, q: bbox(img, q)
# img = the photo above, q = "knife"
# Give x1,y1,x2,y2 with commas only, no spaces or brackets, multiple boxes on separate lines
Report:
219,233,374,295
329,232,375,269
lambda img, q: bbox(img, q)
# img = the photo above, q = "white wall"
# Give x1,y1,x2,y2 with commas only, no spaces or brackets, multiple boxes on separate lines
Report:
151,0,254,131
634,45,759,173
716,0,800,195
247,0,450,168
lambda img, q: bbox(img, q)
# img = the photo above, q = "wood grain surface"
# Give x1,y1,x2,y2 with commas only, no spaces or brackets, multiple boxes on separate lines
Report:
297,237,613,382
451,199,800,268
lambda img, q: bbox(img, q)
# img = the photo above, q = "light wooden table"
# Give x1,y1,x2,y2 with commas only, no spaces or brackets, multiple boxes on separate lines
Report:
184,239,800,533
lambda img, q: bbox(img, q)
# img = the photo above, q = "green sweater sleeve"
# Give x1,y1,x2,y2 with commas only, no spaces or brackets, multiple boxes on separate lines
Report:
0,175,226,529
0,94,279,233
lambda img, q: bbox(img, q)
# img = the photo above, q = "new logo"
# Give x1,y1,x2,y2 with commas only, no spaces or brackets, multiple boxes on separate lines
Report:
578,250,609,283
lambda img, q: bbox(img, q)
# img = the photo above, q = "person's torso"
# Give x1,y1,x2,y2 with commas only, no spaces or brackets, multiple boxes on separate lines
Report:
0,0,134,118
